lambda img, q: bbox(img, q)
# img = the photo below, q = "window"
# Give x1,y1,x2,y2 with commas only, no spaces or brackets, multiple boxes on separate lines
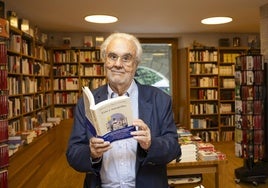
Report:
135,43,172,94
137,38,179,122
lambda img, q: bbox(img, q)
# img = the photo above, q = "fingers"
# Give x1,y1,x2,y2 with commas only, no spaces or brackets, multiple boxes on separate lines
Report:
131,119,151,150
89,137,111,159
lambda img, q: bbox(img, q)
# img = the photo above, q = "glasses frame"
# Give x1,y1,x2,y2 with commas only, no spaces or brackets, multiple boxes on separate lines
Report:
106,52,135,65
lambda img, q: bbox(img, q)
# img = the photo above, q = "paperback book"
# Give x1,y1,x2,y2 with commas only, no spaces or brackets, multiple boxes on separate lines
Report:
82,86,135,142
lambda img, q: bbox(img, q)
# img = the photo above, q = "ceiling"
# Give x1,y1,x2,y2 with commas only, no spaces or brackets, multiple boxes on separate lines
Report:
5,0,268,35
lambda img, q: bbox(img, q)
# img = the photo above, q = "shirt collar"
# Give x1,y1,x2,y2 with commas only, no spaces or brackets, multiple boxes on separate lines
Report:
107,80,137,99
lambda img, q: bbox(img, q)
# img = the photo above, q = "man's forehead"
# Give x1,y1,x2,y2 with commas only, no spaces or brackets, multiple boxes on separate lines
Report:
107,38,136,54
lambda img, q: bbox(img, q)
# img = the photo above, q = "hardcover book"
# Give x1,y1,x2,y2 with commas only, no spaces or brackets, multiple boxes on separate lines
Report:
82,86,135,142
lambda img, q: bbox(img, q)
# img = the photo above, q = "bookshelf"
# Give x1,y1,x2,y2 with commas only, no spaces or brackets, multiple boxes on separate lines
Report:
233,54,268,184
180,47,249,142
187,47,220,142
7,25,52,153
0,18,9,188
218,47,248,141
234,54,265,160
51,47,106,119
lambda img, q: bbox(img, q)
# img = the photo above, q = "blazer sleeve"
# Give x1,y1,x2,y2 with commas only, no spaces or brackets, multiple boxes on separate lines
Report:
138,87,181,165
66,97,101,173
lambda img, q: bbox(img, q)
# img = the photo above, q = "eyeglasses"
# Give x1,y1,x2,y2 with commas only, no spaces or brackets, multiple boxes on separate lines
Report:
106,52,135,65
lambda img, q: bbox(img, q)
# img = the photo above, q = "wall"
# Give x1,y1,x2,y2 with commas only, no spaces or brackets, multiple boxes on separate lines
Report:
177,33,260,48
46,32,260,49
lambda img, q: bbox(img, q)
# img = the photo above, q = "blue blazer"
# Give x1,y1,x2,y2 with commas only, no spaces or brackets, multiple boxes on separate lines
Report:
66,81,181,188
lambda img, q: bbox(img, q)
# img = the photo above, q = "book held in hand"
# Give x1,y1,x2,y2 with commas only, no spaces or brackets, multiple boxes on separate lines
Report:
82,86,135,142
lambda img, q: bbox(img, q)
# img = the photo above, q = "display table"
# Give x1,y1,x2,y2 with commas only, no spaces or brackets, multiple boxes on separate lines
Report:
8,119,73,188
167,159,228,188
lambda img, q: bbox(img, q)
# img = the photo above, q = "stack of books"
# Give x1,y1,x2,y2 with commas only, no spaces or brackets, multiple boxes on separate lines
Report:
197,142,226,161
180,143,198,162
198,150,218,161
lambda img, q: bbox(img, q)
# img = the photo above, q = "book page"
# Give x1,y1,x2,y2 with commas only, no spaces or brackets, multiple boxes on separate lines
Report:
82,86,134,142
93,96,133,136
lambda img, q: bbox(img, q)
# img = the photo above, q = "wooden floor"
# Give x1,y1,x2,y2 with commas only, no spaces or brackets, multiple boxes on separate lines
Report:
37,141,268,188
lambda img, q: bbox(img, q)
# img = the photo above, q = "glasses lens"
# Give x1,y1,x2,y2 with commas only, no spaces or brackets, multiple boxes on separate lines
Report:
107,53,118,61
107,53,133,64
121,54,133,63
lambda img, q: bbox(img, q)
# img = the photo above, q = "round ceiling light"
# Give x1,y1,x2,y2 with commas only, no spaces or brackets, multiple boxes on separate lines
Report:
84,15,118,24
201,17,233,25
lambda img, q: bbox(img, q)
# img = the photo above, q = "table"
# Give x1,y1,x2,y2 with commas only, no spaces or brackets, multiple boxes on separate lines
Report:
167,159,228,188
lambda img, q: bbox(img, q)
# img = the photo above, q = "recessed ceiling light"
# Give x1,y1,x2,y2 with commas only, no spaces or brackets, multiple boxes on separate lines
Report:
201,17,233,25
84,15,118,24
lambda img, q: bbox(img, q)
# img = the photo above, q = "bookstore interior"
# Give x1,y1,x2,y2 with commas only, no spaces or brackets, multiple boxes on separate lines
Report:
1,1,268,188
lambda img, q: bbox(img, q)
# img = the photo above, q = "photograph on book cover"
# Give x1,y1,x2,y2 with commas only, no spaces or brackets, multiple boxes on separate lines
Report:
107,113,128,131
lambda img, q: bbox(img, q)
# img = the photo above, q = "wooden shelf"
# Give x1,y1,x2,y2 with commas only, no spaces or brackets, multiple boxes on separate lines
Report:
179,47,250,142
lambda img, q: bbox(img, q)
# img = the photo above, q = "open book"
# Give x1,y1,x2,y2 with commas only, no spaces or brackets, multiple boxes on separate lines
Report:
82,86,135,142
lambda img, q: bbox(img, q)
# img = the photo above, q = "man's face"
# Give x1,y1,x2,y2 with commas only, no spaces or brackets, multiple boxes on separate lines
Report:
105,38,138,88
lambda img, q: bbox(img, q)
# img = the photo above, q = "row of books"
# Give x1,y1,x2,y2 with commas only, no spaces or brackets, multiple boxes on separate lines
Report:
190,63,218,75
221,78,235,88
8,95,51,120
194,131,220,142
8,34,21,53
8,34,31,55
0,120,8,142
220,90,234,100
219,65,235,76
219,103,233,113
34,45,48,61
54,107,74,119
237,85,265,100
190,103,218,115
236,55,263,71
8,76,38,95
81,64,105,76
53,50,101,63
0,43,7,65
53,64,105,77
81,78,106,90
0,95,8,117
9,109,51,135
189,50,218,62
0,144,8,168
0,169,8,188
0,70,7,90
8,55,50,76
53,78,79,90
221,131,234,142
235,142,265,160
220,53,241,63
79,50,101,62
235,114,264,129
220,115,235,127
53,64,78,76
235,100,264,115
235,70,264,85
235,128,264,144
1,37,8,188
190,89,218,100
54,92,79,104
190,76,218,88
8,117,61,157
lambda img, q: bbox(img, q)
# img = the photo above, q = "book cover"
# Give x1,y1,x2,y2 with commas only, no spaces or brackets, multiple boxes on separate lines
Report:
82,86,135,142
84,36,93,47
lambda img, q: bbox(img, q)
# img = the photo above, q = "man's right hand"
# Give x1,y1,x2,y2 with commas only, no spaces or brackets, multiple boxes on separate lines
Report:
89,137,112,159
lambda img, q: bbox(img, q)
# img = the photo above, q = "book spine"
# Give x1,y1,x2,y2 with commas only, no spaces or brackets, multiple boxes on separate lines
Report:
85,117,97,136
